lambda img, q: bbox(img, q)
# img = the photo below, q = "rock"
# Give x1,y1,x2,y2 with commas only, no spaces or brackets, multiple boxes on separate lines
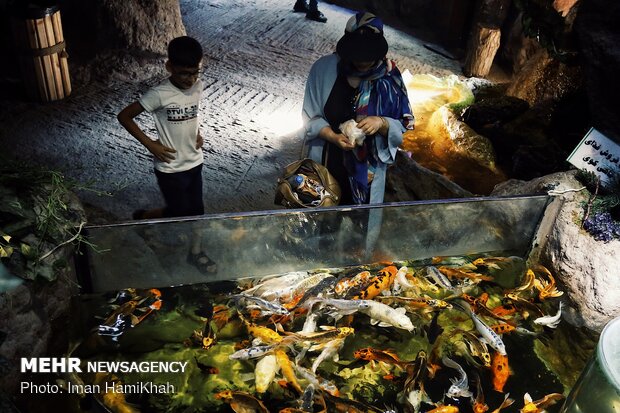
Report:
492,171,620,333
505,49,583,107
461,95,529,130
385,150,473,201
574,0,620,142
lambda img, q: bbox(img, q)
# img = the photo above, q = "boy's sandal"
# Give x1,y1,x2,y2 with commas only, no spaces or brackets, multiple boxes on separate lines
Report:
187,251,217,274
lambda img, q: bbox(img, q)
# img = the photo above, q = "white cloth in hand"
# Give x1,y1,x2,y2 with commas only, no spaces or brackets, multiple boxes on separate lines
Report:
339,119,366,146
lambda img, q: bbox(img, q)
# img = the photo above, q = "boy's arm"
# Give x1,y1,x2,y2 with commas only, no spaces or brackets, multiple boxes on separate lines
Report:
117,102,176,163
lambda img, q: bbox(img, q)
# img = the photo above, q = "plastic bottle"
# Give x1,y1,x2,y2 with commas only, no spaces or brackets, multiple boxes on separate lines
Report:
287,174,305,189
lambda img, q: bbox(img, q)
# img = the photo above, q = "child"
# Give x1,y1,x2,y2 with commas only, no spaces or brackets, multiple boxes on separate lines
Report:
117,36,216,274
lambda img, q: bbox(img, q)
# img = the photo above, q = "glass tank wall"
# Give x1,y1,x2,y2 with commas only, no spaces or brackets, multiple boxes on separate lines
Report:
80,195,550,293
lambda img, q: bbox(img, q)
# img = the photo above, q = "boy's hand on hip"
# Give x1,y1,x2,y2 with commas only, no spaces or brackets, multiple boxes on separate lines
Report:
148,140,176,163
195,133,204,149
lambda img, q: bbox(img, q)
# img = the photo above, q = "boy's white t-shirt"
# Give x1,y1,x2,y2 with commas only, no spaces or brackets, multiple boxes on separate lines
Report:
139,78,204,173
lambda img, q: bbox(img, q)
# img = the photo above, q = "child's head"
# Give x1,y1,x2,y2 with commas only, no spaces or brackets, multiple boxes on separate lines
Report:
166,36,202,89
166,36,204,89
168,36,203,67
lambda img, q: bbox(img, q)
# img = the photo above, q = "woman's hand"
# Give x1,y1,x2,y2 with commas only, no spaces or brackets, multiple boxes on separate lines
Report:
357,116,388,136
318,126,355,151
333,133,355,150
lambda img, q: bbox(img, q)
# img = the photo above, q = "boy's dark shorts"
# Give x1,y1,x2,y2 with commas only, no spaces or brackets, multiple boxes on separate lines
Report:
155,164,204,218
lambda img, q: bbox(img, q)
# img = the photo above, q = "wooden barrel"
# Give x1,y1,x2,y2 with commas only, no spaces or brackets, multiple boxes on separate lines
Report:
11,4,71,102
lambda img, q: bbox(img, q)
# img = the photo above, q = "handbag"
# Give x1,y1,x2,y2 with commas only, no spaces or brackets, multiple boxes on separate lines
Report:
274,158,341,208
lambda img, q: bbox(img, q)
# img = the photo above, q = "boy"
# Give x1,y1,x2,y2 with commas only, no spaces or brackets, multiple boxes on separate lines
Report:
117,36,216,274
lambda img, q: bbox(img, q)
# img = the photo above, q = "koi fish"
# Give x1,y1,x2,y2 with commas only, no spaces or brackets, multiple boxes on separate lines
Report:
275,348,302,394
510,269,537,293
359,300,415,331
423,311,444,344
491,393,515,413
490,323,516,335
231,294,290,316
438,266,493,283
255,354,279,394
354,347,409,369
470,371,489,413
350,265,398,300
504,293,545,318
292,275,337,309
229,343,279,360
240,314,283,344
491,351,511,393
93,372,140,413
455,300,506,355
215,390,270,413
426,405,459,413
443,356,473,399
450,328,492,367
491,303,518,317
293,364,340,397
287,326,354,344
310,337,345,373
376,295,452,313
426,266,457,292
533,302,563,329
334,270,372,296
520,392,563,413
531,265,564,300
304,297,371,316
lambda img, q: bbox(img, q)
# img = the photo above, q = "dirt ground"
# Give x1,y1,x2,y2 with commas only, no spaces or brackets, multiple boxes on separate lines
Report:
0,0,465,223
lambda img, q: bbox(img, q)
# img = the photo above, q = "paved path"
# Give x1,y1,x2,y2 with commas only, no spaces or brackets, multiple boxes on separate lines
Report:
0,0,461,222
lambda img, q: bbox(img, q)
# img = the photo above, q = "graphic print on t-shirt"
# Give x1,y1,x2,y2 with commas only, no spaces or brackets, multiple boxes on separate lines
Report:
167,104,198,123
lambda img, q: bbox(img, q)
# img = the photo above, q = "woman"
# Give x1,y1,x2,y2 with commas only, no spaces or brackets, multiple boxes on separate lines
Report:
302,12,414,205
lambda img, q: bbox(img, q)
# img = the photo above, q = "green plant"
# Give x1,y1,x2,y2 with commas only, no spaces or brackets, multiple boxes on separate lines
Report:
0,159,100,282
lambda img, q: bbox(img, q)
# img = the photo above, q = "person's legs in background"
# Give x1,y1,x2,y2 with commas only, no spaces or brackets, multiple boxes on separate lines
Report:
293,0,327,23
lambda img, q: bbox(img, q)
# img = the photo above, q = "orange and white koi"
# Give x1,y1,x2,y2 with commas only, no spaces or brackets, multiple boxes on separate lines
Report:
520,392,563,413
491,351,511,393
334,270,372,296
350,265,397,300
